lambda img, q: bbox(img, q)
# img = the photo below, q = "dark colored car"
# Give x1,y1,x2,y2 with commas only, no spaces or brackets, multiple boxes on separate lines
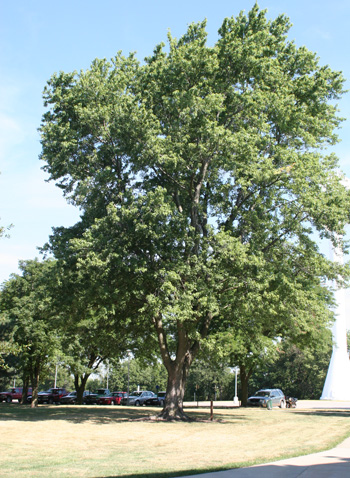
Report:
83,388,111,405
59,391,78,404
60,390,93,404
156,391,166,406
247,388,286,408
0,387,32,403
143,391,166,406
36,388,69,404
97,391,127,405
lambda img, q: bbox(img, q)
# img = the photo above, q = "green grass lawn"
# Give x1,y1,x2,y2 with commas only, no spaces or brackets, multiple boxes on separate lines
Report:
1,403,350,477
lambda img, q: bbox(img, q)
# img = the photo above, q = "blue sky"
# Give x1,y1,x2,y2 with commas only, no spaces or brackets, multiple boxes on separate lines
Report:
1,0,350,284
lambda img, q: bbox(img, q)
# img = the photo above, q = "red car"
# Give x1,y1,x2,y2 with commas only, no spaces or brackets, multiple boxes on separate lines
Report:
97,391,127,405
0,387,32,403
37,388,69,404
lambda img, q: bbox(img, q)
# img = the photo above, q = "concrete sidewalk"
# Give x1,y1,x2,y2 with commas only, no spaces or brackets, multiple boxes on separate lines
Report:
178,437,350,477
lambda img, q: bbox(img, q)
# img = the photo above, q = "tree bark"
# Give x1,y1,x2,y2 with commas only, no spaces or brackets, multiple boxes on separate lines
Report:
30,362,41,408
158,359,191,420
72,353,102,403
20,374,30,405
74,373,90,404
239,364,254,407
154,312,212,420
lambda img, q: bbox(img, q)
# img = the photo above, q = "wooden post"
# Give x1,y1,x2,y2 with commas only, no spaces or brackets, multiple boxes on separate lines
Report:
210,400,213,421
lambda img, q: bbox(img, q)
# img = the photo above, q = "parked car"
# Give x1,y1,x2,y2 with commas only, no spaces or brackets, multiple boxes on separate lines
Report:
60,390,93,405
156,391,166,406
143,391,166,406
83,388,110,405
247,389,286,408
59,391,78,404
97,391,127,405
121,390,157,406
26,391,42,403
0,387,32,403
36,388,69,404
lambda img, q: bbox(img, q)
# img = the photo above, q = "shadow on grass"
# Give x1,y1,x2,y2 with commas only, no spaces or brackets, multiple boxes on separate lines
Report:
293,409,350,418
0,403,248,424
3,403,348,425
93,457,350,477
0,404,158,423
94,465,241,478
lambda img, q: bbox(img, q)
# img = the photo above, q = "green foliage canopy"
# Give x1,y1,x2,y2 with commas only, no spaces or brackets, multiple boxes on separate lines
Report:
39,6,350,418
0,259,61,405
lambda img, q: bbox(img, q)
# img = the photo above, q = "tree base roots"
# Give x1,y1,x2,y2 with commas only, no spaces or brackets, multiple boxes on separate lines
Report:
157,408,193,421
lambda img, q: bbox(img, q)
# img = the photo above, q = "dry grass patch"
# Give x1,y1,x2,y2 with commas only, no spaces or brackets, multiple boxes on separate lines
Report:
1,404,350,477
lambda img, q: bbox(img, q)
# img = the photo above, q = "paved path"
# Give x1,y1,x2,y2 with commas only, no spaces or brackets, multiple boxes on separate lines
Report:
177,401,350,478
178,437,350,477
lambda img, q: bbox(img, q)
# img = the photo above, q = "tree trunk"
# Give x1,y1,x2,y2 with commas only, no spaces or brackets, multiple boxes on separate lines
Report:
158,361,190,420
30,363,40,408
74,373,90,404
71,353,102,404
20,374,30,405
239,364,253,407
153,311,212,421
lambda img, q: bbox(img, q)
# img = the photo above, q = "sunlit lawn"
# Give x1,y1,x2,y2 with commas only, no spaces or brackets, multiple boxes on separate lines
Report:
1,403,350,477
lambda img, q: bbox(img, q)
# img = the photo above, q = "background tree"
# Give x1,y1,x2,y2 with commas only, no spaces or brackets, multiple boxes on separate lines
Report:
0,169,15,373
105,358,167,392
216,332,279,406
0,308,19,379
40,363,74,392
0,320,19,389
184,359,235,401
216,267,335,406
0,259,61,406
39,6,350,419
43,223,150,404
249,329,333,399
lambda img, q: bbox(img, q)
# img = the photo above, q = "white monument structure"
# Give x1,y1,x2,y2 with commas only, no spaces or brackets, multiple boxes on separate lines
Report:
321,177,350,400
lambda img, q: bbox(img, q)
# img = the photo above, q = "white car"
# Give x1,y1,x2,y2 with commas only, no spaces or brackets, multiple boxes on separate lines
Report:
122,390,157,406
